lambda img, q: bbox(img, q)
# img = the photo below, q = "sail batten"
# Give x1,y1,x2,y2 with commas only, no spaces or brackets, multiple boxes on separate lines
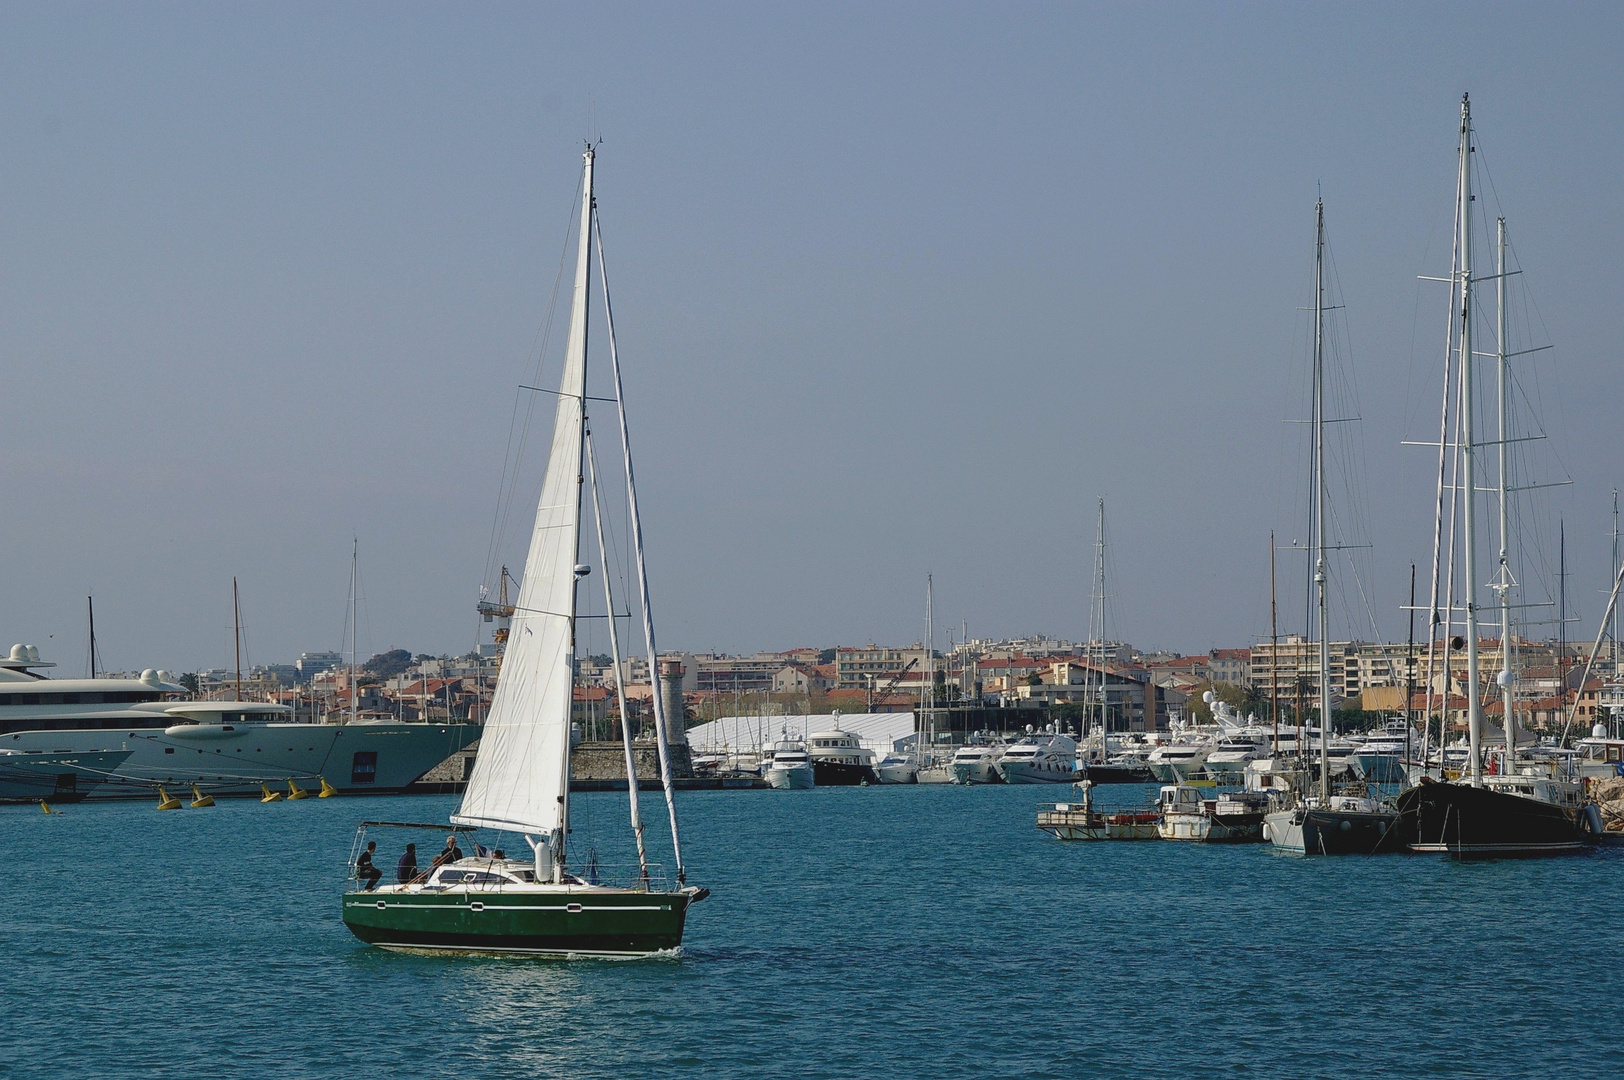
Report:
454,148,595,843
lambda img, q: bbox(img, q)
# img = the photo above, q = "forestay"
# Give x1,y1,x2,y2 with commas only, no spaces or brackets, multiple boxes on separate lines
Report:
453,149,594,841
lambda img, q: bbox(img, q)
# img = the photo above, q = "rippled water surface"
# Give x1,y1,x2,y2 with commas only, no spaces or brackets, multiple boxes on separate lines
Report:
5,783,1620,1079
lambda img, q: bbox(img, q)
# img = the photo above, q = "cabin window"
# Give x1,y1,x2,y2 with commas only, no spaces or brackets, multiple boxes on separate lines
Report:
351,751,377,784
164,747,175,754
1609,746,1621,763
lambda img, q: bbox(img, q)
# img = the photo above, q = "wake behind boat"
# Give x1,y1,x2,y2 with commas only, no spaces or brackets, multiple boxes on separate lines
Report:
341,146,704,957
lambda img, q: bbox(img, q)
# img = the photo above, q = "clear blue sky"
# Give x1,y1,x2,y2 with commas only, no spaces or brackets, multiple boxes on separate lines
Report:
3,3,1621,671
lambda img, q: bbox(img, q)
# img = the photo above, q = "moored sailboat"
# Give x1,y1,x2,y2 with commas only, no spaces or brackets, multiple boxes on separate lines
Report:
1397,95,1586,857
341,146,706,956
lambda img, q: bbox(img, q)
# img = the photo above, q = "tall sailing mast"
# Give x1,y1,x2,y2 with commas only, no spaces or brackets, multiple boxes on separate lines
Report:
1312,199,1332,802
1456,94,1485,788
923,574,935,760
349,539,359,726
1492,214,1517,772
1086,498,1108,751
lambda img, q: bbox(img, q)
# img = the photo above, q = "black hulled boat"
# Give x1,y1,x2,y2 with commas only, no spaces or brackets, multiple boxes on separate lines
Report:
1397,776,1592,858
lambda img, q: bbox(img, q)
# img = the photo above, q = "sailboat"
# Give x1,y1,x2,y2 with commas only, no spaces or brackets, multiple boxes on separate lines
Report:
1395,95,1589,857
341,145,707,955
1263,199,1401,855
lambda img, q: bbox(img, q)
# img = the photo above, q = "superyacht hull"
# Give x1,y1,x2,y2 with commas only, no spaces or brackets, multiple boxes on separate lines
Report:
6,722,478,797
0,749,134,803
341,885,693,957
1396,779,1587,858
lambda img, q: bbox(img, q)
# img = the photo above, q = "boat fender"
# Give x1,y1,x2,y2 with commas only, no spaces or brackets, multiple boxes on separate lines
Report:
1582,803,1605,839
687,887,711,904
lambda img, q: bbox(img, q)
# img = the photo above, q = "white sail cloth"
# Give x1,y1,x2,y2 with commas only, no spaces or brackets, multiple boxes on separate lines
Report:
453,150,594,838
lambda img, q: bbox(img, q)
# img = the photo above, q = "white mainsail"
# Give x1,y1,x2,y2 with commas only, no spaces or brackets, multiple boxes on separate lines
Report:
452,148,595,844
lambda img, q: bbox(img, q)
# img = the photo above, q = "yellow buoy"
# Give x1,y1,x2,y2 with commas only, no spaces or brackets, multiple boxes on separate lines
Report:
40,800,56,814
287,779,309,800
318,777,338,798
190,785,216,808
260,782,284,803
157,787,183,811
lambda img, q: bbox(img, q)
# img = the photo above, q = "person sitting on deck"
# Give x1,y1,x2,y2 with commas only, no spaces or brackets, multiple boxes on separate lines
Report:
396,842,418,884
430,834,464,872
355,841,383,891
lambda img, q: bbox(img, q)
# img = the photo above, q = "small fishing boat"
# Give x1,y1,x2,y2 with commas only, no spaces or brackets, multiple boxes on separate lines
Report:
1036,781,1159,841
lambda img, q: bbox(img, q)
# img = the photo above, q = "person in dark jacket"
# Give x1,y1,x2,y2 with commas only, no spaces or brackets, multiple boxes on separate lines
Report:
355,841,383,891
396,842,418,884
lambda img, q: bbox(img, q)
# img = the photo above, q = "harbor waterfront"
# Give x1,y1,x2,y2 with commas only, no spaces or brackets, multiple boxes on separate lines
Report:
7,785,1624,1080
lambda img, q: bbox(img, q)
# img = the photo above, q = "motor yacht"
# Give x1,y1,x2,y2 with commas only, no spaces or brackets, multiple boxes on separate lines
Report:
949,739,1006,784
1146,740,1211,783
1202,738,1267,783
763,733,814,790
0,644,478,797
996,732,1077,784
806,726,878,786
874,753,919,784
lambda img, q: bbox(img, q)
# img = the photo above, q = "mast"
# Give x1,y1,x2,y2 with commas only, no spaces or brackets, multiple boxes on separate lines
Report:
924,574,935,761
349,539,359,726
1406,564,1417,772
1457,94,1484,788
1613,491,1620,675
233,577,243,702
86,596,98,680
1270,531,1279,756
1313,199,1331,802
1494,215,1515,773
1089,498,1107,751
593,196,686,883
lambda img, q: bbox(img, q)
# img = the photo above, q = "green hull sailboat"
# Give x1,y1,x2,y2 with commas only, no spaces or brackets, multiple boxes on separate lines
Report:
342,145,704,958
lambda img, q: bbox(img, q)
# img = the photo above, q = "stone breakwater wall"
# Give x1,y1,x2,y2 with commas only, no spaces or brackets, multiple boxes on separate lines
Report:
570,741,695,781
416,739,694,785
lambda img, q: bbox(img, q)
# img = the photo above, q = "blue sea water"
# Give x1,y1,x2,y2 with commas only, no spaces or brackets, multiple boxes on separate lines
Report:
4,782,1620,1080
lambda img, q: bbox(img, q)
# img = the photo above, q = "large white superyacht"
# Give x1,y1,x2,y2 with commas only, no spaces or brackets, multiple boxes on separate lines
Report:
0,645,478,798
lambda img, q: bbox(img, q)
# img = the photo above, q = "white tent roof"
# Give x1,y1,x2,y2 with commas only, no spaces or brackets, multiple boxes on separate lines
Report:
687,712,918,754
